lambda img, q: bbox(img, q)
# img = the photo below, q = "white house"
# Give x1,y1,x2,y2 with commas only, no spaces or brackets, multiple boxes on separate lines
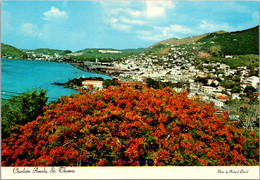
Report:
244,76,259,88
82,80,103,89
225,55,233,59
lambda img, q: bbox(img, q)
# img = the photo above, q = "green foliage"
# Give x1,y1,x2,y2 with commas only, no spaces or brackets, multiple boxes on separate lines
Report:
67,78,83,86
244,86,257,99
152,44,168,49
103,79,119,89
23,48,72,56
198,26,259,55
219,75,242,93
146,78,188,89
242,130,259,161
146,78,160,89
1,89,48,138
210,45,222,57
231,86,241,93
220,80,240,89
194,77,208,85
195,54,259,70
244,86,256,94
1,43,28,59
71,48,146,62
227,98,259,132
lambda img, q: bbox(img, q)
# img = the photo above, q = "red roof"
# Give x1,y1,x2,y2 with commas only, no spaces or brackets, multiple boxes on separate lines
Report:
217,95,229,100
82,80,103,84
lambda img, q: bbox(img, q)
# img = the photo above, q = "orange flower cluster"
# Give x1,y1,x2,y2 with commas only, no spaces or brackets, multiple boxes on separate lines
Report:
1,86,259,166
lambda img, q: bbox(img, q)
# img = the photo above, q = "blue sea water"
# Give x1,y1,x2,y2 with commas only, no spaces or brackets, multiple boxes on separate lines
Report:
1,59,111,102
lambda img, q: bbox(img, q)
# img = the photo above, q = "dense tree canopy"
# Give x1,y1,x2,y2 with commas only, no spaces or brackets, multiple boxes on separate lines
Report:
1,89,48,138
1,86,259,166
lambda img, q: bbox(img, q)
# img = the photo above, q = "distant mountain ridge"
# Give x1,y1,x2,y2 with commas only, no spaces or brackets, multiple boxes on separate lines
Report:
149,33,209,48
1,25,259,60
149,26,259,55
149,31,228,49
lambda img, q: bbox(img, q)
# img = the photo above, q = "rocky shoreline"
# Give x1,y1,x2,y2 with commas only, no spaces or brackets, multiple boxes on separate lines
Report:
67,61,114,78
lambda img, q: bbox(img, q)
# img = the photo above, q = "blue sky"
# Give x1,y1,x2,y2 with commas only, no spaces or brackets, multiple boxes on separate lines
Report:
1,1,259,51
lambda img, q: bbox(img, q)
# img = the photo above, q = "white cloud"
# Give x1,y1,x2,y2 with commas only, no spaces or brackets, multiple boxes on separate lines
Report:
20,23,40,36
157,25,194,34
2,10,13,35
146,2,165,18
127,9,143,17
108,17,131,32
137,24,194,41
199,20,234,32
43,6,68,21
112,23,131,32
120,17,146,25
100,0,176,33
100,1,197,42
145,1,175,19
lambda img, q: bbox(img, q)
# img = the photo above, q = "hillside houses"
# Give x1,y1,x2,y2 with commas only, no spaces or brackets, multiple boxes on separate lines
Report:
69,41,259,113
88,45,258,113
243,76,259,88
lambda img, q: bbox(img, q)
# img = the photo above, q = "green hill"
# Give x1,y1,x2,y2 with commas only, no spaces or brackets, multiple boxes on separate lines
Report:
149,26,259,56
22,48,72,56
197,26,259,55
70,48,146,62
149,32,220,49
1,43,27,59
1,26,258,61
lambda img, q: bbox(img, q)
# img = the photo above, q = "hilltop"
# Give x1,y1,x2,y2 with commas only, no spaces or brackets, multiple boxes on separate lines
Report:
1,43,27,59
1,25,258,61
149,32,213,48
70,48,145,62
149,26,258,56
197,26,259,55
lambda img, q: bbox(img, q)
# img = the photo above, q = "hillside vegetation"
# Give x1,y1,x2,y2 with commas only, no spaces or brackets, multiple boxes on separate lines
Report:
149,32,213,48
22,48,72,56
197,26,259,55
70,48,145,62
148,26,258,56
1,26,258,61
1,43,27,59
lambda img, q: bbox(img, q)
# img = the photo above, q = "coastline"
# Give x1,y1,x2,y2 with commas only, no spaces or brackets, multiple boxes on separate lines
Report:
68,61,114,78
2,57,114,78
1,58,112,99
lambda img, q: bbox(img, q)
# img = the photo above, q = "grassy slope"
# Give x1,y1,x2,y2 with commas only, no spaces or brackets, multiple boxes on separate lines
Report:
197,26,259,55
149,32,217,48
1,43,27,59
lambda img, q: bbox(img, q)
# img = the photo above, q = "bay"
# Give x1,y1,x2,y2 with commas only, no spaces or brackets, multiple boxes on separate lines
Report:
1,59,111,103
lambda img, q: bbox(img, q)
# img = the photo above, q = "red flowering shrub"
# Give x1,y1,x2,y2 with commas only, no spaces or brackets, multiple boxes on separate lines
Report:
1,86,259,166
